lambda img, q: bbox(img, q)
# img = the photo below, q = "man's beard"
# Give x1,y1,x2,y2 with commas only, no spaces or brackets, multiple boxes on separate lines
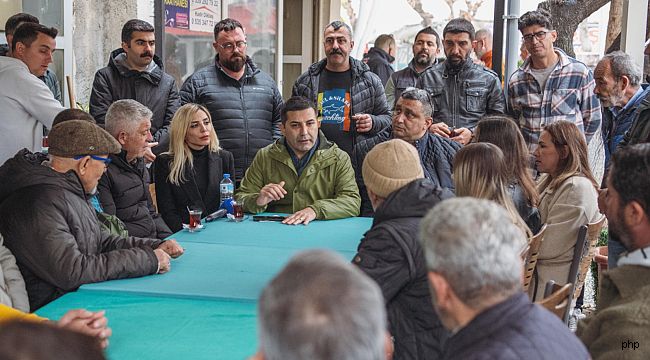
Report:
609,209,635,251
221,54,246,72
601,88,626,108
415,52,433,67
446,54,468,74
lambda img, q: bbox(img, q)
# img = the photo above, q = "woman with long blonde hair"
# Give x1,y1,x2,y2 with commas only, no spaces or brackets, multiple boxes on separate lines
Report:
453,143,532,238
475,115,541,234
530,120,599,300
154,103,235,232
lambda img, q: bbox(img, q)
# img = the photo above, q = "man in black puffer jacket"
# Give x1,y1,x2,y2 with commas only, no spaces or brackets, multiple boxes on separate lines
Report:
292,21,391,156
99,100,172,240
354,139,452,360
180,18,282,182
353,88,460,216
0,121,182,310
90,19,180,156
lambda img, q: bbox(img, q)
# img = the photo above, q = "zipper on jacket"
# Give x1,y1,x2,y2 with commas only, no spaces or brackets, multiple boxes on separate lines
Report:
241,85,249,172
452,74,458,128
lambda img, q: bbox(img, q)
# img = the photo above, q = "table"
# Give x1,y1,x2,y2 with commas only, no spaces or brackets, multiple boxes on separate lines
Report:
36,216,372,360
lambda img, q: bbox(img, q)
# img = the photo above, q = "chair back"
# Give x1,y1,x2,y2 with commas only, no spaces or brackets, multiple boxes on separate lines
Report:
570,215,607,302
537,280,572,322
523,224,547,292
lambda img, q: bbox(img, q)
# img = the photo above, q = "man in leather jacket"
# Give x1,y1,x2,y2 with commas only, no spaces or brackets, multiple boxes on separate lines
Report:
417,18,505,145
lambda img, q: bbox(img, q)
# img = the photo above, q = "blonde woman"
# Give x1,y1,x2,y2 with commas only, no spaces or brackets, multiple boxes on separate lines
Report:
453,143,532,238
531,120,599,301
154,103,235,232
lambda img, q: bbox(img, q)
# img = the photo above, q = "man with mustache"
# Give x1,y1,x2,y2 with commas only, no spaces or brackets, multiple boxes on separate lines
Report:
180,18,283,184
293,21,391,158
417,18,505,145
508,9,601,151
385,26,441,109
352,88,460,216
237,96,360,225
90,19,180,160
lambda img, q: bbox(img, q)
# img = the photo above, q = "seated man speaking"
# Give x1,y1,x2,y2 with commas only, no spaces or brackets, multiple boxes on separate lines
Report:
237,96,360,225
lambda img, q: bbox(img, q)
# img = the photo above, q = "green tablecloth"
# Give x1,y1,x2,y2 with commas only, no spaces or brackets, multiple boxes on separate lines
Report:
36,216,373,360
37,291,257,360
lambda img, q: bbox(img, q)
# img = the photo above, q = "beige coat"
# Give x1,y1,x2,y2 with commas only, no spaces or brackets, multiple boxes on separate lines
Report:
530,175,599,300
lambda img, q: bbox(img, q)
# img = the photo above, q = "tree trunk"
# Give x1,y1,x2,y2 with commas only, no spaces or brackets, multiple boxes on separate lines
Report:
538,0,610,58
606,0,623,50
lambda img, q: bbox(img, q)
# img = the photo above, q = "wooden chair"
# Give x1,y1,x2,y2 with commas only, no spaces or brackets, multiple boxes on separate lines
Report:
149,183,158,213
523,224,547,292
568,216,607,303
537,280,572,322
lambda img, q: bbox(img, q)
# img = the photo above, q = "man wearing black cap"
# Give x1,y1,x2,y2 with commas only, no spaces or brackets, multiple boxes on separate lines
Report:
0,121,183,310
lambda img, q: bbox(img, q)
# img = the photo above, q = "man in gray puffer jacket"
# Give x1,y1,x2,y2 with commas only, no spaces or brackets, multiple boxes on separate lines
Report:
0,121,183,310
292,21,391,156
180,18,283,182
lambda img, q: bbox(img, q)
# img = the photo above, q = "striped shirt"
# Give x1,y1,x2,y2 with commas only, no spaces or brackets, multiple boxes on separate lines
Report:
508,48,601,151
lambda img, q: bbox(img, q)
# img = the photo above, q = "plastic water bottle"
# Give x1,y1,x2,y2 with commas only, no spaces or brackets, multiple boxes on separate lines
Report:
220,174,234,213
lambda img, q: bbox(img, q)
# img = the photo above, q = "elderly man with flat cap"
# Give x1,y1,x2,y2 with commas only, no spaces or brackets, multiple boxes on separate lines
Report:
0,121,183,310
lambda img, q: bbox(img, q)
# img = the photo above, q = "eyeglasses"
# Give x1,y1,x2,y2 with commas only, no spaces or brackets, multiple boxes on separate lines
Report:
74,155,112,167
217,41,247,52
522,30,550,43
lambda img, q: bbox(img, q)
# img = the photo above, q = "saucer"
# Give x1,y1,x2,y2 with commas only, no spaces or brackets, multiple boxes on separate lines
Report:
182,223,205,231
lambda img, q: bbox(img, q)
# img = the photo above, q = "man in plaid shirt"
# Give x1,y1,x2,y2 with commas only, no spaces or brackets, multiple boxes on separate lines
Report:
508,9,601,152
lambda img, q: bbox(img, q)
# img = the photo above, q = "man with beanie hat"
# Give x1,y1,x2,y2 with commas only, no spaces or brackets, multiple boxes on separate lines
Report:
353,88,460,216
352,138,452,360
0,121,183,310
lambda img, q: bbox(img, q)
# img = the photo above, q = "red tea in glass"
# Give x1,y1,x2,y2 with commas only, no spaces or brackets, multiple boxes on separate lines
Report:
188,209,202,231
233,202,244,222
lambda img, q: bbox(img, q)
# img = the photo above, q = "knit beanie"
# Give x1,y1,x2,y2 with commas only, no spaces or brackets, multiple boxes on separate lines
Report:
362,139,424,198
48,120,121,157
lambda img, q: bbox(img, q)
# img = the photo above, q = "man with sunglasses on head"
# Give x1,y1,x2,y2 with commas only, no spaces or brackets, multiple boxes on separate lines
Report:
352,88,460,216
180,18,283,184
508,9,601,152
0,120,183,310
90,19,180,159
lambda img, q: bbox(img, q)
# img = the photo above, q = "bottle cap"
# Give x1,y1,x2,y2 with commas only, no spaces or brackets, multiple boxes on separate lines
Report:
224,174,230,179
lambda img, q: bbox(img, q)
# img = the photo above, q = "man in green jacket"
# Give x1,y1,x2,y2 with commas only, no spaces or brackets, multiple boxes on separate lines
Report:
237,96,360,225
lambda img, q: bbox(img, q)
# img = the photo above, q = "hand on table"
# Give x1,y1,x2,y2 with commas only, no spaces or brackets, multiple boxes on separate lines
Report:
154,248,171,274
57,309,112,349
144,142,158,164
353,113,373,133
282,207,317,225
256,181,287,206
451,127,472,145
158,239,184,258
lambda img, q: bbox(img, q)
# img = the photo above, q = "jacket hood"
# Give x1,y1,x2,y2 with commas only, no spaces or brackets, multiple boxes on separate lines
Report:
108,48,163,84
373,178,453,224
0,149,86,204
368,47,395,63
308,56,370,77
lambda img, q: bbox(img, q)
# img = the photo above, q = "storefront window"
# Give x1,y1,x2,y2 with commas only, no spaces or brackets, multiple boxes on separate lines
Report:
163,0,278,85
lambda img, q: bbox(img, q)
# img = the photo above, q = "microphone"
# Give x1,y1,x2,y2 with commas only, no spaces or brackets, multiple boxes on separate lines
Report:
205,208,227,222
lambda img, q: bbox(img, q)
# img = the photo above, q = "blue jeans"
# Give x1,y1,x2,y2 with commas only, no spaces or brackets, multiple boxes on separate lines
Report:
608,234,627,269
